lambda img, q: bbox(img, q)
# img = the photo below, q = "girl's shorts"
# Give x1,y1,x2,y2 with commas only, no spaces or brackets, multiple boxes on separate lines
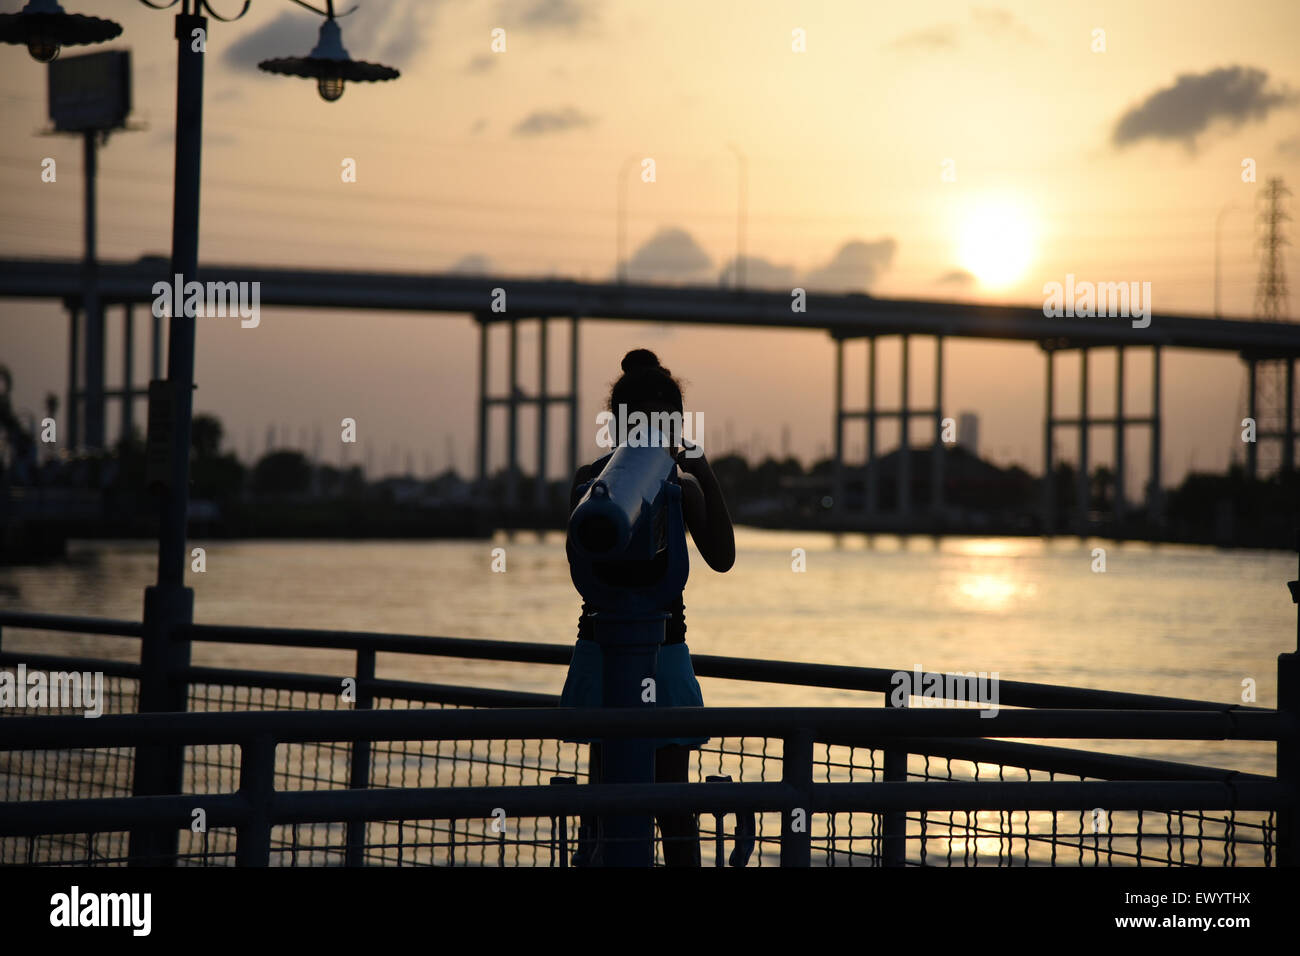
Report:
559,639,709,749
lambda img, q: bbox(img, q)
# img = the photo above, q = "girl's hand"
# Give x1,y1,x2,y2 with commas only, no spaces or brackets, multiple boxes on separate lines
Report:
675,439,706,477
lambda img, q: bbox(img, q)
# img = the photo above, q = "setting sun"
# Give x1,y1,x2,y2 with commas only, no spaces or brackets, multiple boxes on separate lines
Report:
958,199,1037,289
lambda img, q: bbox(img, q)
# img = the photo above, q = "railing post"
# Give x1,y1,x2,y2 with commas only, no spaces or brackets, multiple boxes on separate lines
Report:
706,774,731,867
589,612,663,867
549,776,576,867
129,584,193,865
237,734,276,867
780,728,813,867
1278,529,1300,866
882,695,908,867
345,647,375,867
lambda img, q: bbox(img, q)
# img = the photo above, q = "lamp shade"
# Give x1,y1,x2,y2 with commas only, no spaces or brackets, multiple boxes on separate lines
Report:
0,0,122,63
258,16,398,100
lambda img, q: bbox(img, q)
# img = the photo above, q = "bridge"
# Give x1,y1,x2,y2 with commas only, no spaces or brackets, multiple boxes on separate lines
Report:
2,254,1298,529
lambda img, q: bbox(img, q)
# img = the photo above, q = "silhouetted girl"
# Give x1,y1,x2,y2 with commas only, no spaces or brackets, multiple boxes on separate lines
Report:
561,348,735,867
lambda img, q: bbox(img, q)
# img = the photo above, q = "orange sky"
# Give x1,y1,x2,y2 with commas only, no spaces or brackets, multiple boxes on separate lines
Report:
1,0,1298,486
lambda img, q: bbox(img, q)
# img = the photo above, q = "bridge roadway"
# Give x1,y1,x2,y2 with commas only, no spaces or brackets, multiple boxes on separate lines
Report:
2,255,1300,352
1,255,1296,528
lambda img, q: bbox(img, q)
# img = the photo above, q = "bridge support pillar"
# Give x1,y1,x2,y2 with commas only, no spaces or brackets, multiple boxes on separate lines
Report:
866,336,877,517
1245,359,1258,480
1042,347,1054,533
1114,346,1125,524
832,337,844,516
568,316,580,480
82,300,105,451
931,335,944,519
1076,347,1089,535
66,304,81,450
1287,358,1296,475
121,303,135,444
476,316,489,487
476,315,580,518
1149,345,1163,527
507,318,519,510
535,317,549,510
1242,354,1299,480
899,334,910,518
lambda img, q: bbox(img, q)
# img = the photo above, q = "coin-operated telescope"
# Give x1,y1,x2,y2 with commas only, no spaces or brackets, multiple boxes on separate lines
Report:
566,433,690,867
568,435,690,611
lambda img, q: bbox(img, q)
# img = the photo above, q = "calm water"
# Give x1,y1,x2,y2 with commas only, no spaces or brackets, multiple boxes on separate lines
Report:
2,530,1293,774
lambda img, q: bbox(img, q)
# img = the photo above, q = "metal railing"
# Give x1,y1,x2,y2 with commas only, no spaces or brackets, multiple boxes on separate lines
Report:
1,601,1297,867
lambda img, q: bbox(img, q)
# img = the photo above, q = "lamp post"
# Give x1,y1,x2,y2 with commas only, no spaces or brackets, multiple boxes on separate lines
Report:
0,0,121,62
125,0,399,865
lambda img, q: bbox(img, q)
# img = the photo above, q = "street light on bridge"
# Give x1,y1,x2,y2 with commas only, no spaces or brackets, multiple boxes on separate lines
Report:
258,0,399,102
0,0,122,63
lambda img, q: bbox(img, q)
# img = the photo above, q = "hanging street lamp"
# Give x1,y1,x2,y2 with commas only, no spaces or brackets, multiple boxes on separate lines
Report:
258,0,398,102
0,0,122,63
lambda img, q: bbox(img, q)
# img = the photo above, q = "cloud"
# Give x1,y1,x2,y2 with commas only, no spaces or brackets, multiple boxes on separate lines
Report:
886,25,958,51
498,0,599,33
465,54,498,74
718,255,798,290
801,240,897,292
970,7,1037,42
619,232,897,289
886,8,1034,52
224,13,309,69
623,228,713,283
511,106,596,136
1279,133,1300,157
449,254,493,275
224,1,441,70
1112,66,1295,151
935,269,975,288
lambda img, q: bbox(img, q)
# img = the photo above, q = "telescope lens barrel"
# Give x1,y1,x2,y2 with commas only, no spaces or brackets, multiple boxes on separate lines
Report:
575,513,619,553
568,442,677,560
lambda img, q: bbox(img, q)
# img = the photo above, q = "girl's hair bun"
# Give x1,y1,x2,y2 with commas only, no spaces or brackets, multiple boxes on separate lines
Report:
621,348,661,374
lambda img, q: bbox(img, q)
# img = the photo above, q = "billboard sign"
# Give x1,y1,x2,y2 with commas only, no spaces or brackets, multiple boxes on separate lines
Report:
48,50,130,133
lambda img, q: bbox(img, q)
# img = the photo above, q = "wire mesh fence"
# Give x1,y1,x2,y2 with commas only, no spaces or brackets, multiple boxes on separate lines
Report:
1,669,1279,867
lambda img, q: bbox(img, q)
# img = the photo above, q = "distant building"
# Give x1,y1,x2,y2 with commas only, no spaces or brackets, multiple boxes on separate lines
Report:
958,412,979,456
